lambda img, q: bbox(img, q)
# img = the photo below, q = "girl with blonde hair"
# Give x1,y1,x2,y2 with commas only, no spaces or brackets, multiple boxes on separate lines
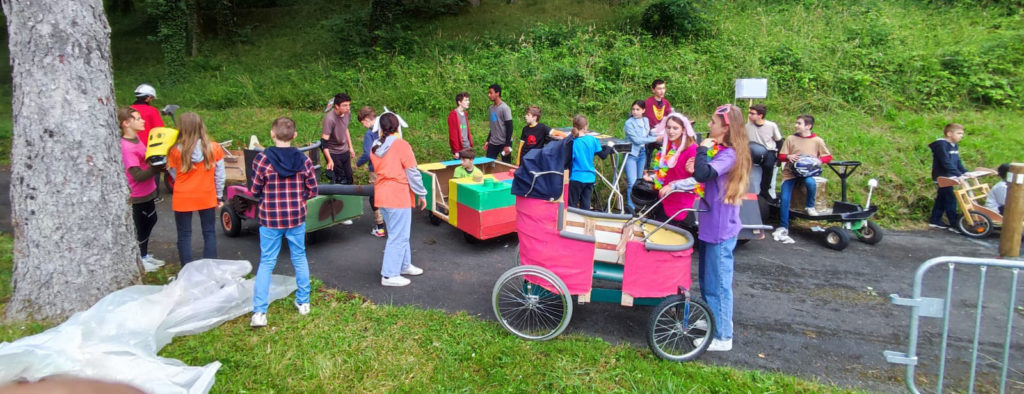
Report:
690,104,751,352
167,112,225,265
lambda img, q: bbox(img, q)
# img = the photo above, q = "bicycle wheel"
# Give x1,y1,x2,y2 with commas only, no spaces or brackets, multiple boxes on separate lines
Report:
492,265,573,341
647,295,714,362
957,210,992,238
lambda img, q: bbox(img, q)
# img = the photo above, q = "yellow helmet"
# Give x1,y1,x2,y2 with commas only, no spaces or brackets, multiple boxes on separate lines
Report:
145,127,179,166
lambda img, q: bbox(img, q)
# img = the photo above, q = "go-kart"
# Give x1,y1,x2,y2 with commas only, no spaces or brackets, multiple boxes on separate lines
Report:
220,141,371,238
761,160,882,251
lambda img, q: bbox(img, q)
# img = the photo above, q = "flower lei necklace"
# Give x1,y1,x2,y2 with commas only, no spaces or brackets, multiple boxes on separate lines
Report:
651,143,679,190
693,142,721,198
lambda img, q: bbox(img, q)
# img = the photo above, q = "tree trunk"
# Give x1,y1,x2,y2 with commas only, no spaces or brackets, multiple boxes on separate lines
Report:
2,0,142,321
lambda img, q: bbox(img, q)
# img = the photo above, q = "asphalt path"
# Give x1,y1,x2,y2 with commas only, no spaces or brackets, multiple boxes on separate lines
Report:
2,171,1021,392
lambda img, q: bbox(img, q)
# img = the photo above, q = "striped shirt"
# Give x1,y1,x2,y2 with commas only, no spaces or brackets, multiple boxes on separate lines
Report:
250,152,318,229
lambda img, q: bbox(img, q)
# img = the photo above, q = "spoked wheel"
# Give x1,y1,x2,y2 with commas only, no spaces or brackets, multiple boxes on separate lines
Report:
492,265,572,341
856,220,883,244
823,226,850,251
647,295,714,362
957,211,993,238
221,203,242,237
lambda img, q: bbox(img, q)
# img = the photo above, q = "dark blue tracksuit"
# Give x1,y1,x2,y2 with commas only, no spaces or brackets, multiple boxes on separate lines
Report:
929,138,967,226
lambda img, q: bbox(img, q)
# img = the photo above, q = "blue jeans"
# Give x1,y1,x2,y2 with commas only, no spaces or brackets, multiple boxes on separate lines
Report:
380,207,412,278
624,151,646,210
698,236,737,340
779,177,817,229
174,208,217,265
929,186,958,226
253,224,310,313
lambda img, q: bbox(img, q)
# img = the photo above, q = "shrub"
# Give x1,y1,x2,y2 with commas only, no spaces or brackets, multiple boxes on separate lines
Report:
640,0,708,39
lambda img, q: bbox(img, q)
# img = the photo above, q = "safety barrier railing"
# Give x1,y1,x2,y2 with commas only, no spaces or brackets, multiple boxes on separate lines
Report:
884,256,1022,393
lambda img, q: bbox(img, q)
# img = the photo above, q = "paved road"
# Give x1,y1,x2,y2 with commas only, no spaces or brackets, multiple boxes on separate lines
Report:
2,171,1021,392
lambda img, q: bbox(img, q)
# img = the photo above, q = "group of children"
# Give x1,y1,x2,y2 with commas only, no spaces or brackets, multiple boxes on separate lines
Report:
119,78,1010,344
119,86,430,327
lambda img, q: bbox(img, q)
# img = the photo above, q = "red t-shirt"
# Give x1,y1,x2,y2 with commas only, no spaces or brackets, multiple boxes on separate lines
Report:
130,104,164,145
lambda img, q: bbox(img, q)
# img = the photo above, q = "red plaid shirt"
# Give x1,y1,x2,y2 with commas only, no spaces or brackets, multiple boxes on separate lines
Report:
250,152,318,229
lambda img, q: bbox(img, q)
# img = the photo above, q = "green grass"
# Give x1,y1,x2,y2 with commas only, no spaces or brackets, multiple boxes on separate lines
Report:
156,285,846,393
1,0,1022,230
0,234,848,392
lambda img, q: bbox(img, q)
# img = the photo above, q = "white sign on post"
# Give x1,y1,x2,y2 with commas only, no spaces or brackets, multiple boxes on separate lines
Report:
735,78,768,99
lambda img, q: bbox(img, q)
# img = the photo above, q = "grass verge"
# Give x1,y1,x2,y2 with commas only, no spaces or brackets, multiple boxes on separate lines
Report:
0,236,849,392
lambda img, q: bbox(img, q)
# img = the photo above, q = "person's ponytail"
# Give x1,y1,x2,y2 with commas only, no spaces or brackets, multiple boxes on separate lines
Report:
372,113,400,155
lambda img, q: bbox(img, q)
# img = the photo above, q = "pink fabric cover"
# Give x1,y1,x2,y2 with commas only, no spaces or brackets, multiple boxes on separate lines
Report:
622,240,692,298
516,196,595,295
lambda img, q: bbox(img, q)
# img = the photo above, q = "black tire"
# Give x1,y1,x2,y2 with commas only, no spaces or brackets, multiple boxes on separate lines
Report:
492,265,572,341
823,226,850,251
428,212,442,226
463,232,480,244
736,239,750,248
221,203,242,237
856,220,883,245
647,295,714,362
957,211,993,238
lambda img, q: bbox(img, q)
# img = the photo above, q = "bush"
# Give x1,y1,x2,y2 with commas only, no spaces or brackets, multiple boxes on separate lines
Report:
640,0,708,39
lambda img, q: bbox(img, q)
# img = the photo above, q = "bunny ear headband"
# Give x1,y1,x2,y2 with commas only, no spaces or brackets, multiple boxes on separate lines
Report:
372,106,410,136
657,112,696,161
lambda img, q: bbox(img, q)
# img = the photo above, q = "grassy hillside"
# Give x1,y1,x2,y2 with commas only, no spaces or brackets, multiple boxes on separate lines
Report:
3,0,1023,228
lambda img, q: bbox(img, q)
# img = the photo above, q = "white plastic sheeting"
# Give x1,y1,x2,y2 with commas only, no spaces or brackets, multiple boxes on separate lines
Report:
0,259,296,394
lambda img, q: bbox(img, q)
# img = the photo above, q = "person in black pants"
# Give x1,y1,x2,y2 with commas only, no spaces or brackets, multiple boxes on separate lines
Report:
321,93,355,185
928,123,967,230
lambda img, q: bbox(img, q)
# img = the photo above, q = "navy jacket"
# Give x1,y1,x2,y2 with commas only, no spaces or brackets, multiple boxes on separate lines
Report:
929,139,967,180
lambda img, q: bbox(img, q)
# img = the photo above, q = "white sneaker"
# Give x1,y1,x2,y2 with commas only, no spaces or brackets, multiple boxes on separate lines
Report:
772,227,788,241
294,302,310,315
141,254,165,272
692,319,709,331
250,312,267,327
342,219,354,225
694,337,733,352
381,276,411,287
805,207,819,216
401,265,423,276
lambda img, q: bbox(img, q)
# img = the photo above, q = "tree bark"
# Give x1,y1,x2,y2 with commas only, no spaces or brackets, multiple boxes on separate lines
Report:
2,0,142,321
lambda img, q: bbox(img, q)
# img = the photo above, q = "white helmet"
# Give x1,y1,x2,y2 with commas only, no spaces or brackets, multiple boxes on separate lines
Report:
134,84,156,98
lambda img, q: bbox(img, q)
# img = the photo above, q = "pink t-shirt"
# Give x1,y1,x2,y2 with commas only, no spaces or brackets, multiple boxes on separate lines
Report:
661,143,698,220
121,137,157,198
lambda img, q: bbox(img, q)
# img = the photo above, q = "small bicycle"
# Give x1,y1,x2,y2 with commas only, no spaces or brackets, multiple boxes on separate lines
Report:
937,168,1003,238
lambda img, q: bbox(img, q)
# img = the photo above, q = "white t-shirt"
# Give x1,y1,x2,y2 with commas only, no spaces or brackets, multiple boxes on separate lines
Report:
985,181,1007,212
746,120,782,151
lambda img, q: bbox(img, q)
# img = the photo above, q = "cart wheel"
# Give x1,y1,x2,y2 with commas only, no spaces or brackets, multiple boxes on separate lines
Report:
492,265,573,341
463,232,480,244
647,295,714,362
221,203,242,237
856,220,883,245
957,211,993,238
823,226,850,251
428,212,442,226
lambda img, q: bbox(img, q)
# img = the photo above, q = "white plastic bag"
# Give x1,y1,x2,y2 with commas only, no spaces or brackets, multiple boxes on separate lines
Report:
0,259,296,394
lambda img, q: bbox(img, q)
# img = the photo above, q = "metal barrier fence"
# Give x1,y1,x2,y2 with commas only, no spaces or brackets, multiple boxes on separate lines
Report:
884,256,1023,393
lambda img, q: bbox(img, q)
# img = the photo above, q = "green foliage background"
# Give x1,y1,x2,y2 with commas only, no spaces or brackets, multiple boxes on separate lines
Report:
2,0,1023,227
